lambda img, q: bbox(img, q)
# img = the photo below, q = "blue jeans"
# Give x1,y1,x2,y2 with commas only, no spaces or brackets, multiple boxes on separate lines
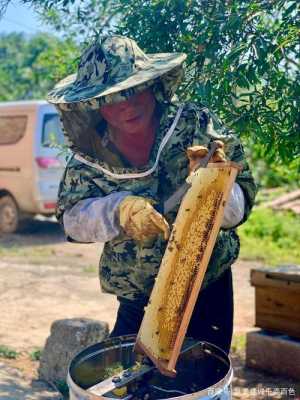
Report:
110,268,233,354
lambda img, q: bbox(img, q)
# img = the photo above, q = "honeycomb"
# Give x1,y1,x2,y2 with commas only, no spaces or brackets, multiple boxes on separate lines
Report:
157,190,222,354
136,163,239,373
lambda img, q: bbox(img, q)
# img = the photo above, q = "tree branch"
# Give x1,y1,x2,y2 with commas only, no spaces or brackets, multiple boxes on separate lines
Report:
0,0,11,18
281,48,300,69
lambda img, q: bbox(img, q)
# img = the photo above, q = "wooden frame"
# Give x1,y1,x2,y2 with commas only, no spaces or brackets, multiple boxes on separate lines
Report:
135,162,241,376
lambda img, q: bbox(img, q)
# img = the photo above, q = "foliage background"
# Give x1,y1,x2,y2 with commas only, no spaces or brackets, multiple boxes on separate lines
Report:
114,0,300,185
0,0,299,186
238,207,300,265
0,32,79,101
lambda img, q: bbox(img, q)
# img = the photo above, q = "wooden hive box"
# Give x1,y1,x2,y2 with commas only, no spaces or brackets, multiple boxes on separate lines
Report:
250,265,300,339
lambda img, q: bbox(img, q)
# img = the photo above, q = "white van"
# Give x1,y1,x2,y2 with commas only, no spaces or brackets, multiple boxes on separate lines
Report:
0,100,67,233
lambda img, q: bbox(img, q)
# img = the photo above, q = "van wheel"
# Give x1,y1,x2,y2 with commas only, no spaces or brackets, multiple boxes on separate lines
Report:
0,195,19,233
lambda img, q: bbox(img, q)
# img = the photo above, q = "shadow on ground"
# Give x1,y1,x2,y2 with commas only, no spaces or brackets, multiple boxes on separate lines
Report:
0,219,65,248
231,353,299,399
0,361,61,400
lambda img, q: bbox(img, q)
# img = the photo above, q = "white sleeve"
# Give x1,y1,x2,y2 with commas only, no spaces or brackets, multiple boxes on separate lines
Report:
63,191,131,243
221,183,245,229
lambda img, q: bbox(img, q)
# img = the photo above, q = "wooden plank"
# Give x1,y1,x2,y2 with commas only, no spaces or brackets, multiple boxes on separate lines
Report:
251,265,300,280
251,276,300,292
134,339,175,377
256,287,300,316
255,314,300,340
135,163,239,375
251,267,300,292
255,287,300,338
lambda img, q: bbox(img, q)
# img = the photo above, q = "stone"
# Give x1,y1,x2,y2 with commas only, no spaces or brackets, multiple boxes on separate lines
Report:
246,330,300,380
38,318,109,383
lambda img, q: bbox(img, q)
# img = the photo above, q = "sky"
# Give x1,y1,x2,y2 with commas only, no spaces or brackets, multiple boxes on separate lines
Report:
0,0,57,35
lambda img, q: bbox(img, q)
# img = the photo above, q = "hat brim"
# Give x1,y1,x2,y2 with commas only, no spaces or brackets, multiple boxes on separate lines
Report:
47,53,186,104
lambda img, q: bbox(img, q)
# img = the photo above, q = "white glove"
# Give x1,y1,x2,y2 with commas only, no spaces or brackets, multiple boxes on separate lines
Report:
222,183,245,229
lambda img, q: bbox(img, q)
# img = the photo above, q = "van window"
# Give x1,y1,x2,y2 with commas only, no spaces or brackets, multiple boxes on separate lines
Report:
0,115,27,145
42,113,64,146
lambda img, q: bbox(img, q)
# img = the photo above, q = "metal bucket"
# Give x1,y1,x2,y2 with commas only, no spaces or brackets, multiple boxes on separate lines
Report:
68,335,233,400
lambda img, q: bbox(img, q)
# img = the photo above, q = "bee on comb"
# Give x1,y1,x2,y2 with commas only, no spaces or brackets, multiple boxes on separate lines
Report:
135,162,241,376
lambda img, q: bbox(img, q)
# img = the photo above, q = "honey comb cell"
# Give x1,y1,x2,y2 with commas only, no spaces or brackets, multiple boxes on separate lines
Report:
135,162,240,376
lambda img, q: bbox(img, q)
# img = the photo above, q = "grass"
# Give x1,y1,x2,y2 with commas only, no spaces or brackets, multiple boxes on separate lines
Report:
0,345,18,359
83,264,97,274
231,334,246,354
238,207,300,265
0,245,64,268
29,348,42,361
0,345,43,361
0,245,53,260
0,243,87,268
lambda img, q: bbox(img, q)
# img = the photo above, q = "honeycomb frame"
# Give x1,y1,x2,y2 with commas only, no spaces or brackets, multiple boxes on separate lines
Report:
135,162,241,376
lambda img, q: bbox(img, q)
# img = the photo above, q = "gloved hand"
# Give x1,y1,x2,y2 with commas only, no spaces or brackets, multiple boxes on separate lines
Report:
186,141,226,173
119,196,170,241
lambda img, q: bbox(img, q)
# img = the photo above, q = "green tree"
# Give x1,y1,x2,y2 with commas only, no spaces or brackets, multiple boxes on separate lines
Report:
1,0,299,171
0,0,119,45
0,32,80,101
115,1,299,166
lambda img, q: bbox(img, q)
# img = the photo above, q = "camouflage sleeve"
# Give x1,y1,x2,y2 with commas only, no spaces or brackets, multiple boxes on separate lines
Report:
195,107,257,225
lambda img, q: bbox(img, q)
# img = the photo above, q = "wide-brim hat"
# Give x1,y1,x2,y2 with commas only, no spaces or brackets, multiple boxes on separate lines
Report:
47,35,187,106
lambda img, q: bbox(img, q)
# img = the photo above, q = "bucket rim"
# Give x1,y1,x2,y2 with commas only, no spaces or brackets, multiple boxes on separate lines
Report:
67,335,233,400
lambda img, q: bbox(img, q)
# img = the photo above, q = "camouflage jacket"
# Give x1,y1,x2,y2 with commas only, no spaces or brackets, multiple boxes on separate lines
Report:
56,102,257,302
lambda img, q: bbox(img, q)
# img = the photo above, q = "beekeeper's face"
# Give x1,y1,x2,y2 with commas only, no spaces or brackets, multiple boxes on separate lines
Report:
100,89,156,134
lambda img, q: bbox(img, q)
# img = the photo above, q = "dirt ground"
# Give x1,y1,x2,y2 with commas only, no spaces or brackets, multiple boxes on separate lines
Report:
0,219,299,399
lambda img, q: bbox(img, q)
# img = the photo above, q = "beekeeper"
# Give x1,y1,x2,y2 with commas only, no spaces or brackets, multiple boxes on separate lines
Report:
47,35,256,354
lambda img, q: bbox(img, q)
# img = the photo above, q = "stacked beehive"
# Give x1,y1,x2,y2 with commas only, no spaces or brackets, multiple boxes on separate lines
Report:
247,265,300,379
